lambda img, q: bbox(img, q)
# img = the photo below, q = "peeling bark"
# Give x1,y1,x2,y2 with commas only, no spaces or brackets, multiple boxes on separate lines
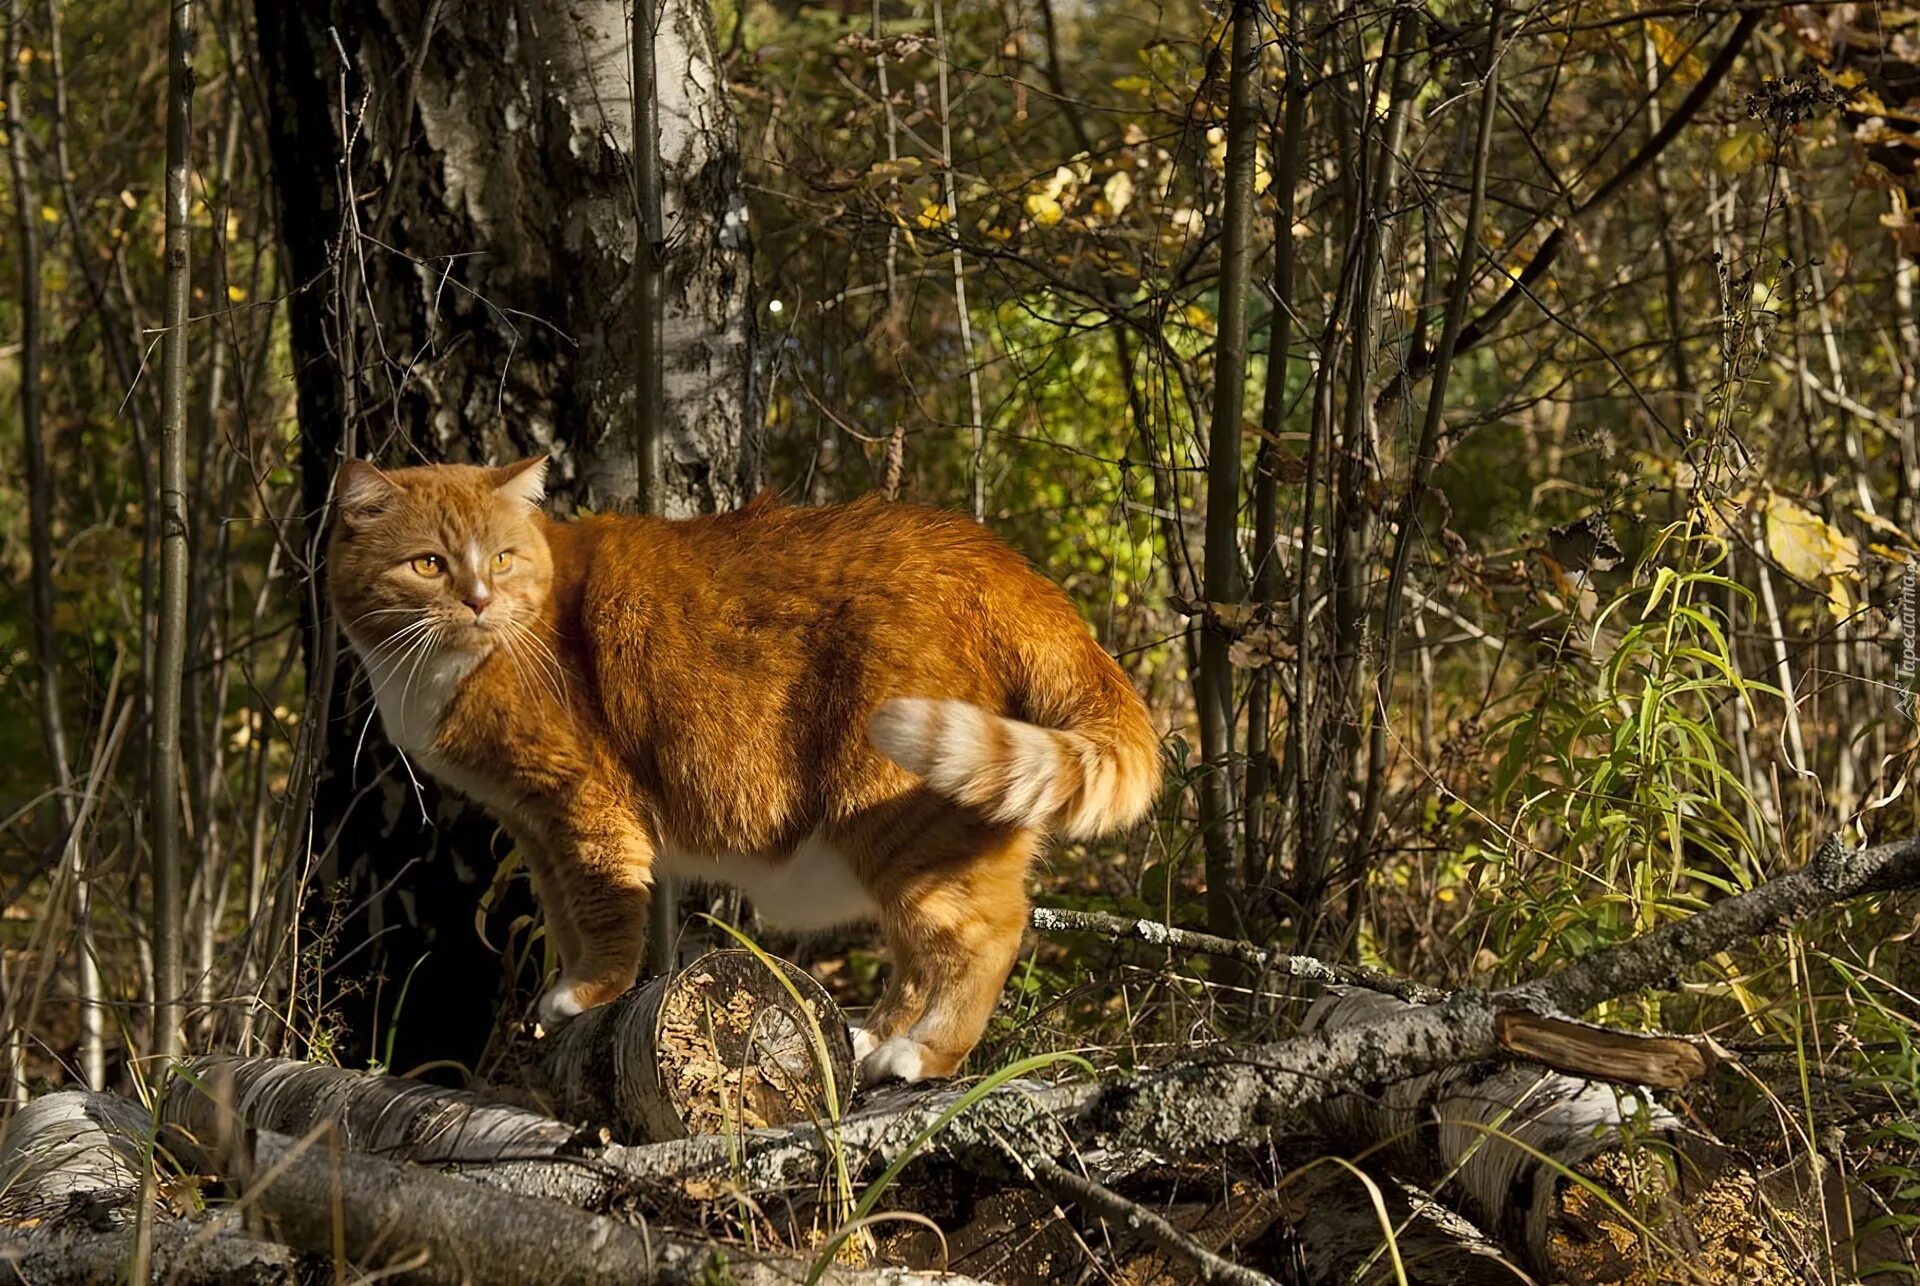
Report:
0,1091,308,1285
21,1084,966,1286
0,1090,151,1209
261,0,755,507
164,1054,642,1211
161,1111,978,1285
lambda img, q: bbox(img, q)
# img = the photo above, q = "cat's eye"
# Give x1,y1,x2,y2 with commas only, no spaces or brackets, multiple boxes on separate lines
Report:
492,550,515,573
409,554,446,578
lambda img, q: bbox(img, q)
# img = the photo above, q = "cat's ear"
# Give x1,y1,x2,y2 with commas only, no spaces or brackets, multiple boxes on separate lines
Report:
492,456,549,509
335,459,397,526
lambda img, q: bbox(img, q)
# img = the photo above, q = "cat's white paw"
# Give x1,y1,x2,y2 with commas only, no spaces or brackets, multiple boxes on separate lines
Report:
857,1036,927,1085
849,1024,879,1062
536,980,586,1028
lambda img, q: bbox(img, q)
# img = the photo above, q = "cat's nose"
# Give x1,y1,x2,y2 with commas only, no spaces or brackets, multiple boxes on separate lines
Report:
463,585,491,619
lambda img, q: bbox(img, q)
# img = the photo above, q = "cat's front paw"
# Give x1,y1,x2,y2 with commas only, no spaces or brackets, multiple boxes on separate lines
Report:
535,979,587,1028
857,1035,931,1086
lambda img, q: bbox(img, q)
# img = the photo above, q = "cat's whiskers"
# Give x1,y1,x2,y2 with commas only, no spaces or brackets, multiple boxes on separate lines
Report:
394,622,448,721
361,615,436,668
352,618,442,779
345,605,425,633
501,616,568,709
494,627,539,712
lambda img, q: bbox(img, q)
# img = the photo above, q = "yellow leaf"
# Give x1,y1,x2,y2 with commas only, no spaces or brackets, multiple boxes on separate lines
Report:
1645,20,1704,83
864,157,921,184
1024,193,1063,227
1714,129,1764,177
38,204,57,223
1853,507,1913,548
226,284,248,303
1764,493,1860,588
1825,575,1855,620
1102,170,1134,219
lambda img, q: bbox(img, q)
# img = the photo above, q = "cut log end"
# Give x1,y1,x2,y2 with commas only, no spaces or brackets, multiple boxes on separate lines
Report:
534,948,856,1143
1548,1149,1799,1286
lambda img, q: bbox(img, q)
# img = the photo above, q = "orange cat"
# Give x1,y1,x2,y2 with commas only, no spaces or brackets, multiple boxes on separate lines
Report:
326,457,1160,1082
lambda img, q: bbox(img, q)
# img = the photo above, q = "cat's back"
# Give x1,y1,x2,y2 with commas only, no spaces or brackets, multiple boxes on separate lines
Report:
698,492,1020,578
575,492,1035,608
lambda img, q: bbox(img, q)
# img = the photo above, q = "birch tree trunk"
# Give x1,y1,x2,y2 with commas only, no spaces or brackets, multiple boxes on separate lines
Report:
254,0,758,1075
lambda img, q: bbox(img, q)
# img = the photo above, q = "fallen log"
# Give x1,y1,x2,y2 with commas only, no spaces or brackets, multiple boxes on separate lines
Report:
1306,988,1795,1284
158,834,1920,1246
147,1092,981,1285
0,1089,151,1210
534,947,855,1143
166,1054,667,1211
168,835,1920,1206
600,832,1920,1188
0,1090,309,1283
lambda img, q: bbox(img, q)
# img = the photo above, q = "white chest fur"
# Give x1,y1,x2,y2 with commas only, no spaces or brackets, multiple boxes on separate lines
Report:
659,831,880,933
352,634,481,764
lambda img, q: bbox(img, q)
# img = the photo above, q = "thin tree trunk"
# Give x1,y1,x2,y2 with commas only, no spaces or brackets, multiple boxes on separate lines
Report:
1302,12,1416,949
1243,0,1305,904
1356,2,1503,860
4,0,94,1096
1196,0,1260,942
632,0,680,982
150,0,198,1068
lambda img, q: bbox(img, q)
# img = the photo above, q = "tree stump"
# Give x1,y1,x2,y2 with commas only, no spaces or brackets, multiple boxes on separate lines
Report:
534,948,855,1143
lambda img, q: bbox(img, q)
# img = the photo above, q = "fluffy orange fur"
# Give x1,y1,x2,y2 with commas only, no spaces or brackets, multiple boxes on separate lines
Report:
326,457,1160,1083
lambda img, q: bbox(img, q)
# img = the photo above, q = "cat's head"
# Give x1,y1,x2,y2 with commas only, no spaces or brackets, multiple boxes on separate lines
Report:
326,457,555,662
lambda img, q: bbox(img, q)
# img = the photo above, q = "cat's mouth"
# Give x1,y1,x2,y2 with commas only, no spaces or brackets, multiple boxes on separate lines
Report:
443,618,502,651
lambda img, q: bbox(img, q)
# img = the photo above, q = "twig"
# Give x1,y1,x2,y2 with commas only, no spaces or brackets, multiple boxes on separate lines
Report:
1027,906,1446,1004
931,0,987,523
1015,1149,1279,1286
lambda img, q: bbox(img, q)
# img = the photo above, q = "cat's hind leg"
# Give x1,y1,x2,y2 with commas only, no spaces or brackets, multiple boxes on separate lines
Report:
854,809,1035,1084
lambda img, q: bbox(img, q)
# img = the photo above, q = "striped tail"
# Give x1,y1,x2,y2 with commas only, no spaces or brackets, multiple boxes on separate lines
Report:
867,684,1161,839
